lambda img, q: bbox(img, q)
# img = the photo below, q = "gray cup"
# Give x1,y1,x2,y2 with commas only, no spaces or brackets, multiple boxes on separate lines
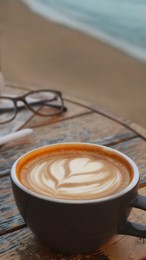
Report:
11,143,146,254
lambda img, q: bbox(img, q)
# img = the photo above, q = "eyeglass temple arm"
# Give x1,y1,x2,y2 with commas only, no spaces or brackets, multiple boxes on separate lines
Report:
0,100,67,112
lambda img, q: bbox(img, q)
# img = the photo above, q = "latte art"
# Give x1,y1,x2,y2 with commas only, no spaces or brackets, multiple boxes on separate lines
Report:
19,150,130,200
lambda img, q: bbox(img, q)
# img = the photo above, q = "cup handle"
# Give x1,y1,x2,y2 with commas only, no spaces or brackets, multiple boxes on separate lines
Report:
119,177,146,238
119,221,146,238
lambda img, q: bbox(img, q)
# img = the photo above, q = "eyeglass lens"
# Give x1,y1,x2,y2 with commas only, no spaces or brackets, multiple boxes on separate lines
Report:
0,98,16,123
25,91,63,116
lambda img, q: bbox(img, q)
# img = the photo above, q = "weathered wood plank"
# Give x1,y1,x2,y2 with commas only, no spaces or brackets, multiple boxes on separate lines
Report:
1,84,146,259
65,96,146,142
22,112,136,148
0,112,136,172
1,138,146,244
6,83,131,128
0,176,25,235
7,84,146,141
6,84,145,141
23,100,91,128
113,137,146,173
65,95,131,124
0,227,109,260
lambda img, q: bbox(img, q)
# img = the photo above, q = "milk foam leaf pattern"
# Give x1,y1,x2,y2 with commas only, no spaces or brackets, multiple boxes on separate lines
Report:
20,153,130,200
70,158,103,173
50,159,66,182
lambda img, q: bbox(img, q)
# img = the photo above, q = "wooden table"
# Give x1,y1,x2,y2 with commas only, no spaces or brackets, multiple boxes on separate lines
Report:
1,84,146,259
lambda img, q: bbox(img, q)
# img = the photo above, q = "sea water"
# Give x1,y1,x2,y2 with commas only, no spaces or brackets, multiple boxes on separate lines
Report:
22,0,146,62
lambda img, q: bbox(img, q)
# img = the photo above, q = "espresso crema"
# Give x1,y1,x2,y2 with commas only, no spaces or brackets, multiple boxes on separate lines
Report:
18,146,131,200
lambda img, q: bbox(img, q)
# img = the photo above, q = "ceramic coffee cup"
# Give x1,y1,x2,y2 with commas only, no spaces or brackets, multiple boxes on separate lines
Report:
11,143,146,254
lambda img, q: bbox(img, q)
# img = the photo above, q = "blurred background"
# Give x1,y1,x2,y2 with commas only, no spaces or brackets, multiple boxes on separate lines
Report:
0,0,146,126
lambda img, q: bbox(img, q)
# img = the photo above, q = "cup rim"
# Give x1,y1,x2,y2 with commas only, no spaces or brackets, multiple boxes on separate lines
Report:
11,142,140,204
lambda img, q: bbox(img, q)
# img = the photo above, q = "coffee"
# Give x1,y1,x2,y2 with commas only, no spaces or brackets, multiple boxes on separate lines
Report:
17,143,132,200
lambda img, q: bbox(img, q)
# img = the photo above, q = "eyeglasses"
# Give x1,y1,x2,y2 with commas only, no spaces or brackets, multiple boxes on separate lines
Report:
0,90,67,124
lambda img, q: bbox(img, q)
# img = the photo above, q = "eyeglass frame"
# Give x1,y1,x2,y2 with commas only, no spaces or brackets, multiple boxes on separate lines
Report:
0,89,66,124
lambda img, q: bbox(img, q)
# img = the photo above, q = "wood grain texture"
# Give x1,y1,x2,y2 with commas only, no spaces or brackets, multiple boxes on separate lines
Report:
0,112,136,173
3,86,133,132
1,85,146,259
4,84,138,136
0,176,25,236
0,227,109,260
23,112,135,146
130,122,146,140
65,96,132,127
5,83,132,128
6,84,146,140
23,100,91,128
1,138,146,259
65,96,146,142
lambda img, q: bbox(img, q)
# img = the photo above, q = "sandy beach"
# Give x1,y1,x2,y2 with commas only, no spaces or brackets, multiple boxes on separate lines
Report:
0,0,146,126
